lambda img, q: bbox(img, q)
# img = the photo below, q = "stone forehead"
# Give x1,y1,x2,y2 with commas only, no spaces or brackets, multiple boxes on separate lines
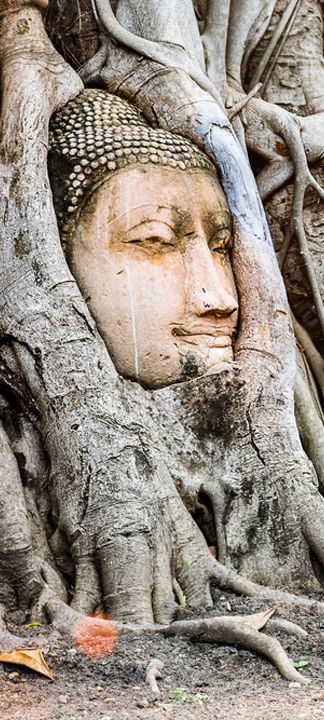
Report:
48,89,216,234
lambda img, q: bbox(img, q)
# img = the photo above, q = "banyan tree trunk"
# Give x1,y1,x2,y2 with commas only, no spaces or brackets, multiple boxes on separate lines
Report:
83,19,324,588
1,0,324,630
0,1,221,625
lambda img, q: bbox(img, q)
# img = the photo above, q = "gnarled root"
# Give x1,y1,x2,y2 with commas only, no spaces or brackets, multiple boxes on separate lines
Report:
210,560,324,615
242,97,324,334
160,617,309,684
39,590,309,683
0,604,45,652
39,591,84,639
265,618,308,639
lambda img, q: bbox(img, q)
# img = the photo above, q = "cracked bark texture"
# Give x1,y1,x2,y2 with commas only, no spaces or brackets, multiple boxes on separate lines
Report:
1,0,324,629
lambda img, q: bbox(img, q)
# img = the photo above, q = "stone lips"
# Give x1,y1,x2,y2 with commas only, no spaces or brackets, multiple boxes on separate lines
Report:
48,88,215,237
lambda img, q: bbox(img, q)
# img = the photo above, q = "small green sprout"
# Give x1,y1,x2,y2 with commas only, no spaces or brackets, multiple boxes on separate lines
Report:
293,660,309,670
170,688,190,703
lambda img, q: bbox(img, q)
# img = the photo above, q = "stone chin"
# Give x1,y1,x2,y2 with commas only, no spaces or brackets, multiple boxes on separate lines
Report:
178,344,235,383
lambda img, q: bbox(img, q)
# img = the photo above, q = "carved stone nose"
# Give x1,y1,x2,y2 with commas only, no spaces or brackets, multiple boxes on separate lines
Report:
194,285,238,316
183,235,238,317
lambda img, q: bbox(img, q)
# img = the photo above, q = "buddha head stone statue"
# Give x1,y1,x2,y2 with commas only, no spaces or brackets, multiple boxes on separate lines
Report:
49,90,238,389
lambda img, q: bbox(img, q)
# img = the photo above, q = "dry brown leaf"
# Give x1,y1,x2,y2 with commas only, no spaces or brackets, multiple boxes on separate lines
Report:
0,647,52,679
217,607,276,630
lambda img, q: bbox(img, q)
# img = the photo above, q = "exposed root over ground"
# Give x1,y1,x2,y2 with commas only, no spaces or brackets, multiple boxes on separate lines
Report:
0,605,45,653
160,617,307,684
28,569,324,684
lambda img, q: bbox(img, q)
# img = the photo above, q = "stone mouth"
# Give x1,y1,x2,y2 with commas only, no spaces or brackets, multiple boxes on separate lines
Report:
172,324,234,346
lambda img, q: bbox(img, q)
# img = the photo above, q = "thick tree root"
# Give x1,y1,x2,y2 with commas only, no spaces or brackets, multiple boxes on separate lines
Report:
159,617,309,684
40,592,309,683
41,591,84,636
210,561,324,614
0,605,45,653
92,0,225,108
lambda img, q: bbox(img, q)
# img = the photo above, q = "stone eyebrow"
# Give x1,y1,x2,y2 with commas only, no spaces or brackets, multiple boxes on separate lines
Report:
126,218,176,233
128,204,186,234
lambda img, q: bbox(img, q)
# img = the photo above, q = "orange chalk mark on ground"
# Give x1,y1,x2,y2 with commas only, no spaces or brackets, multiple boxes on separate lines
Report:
73,613,119,657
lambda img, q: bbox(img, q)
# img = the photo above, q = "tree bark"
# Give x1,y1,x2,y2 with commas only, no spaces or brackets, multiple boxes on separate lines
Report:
1,0,324,634
0,2,222,624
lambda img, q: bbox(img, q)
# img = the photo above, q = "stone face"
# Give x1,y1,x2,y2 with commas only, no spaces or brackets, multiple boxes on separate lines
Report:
64,162,238,388
49,90,238,389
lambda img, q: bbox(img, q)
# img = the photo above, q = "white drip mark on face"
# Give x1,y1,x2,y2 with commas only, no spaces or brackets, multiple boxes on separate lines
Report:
124,180,139,379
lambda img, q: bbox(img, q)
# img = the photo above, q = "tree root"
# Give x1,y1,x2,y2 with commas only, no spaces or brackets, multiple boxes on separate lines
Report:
40,591,84,637
292,312,324,398
265,618,308,639
36,585,312,683
210,560,324,614
294,363,324,493
42,556,324,627
145,658,164,696
172,578,186,608
243,96,324,336
92,0,225,109
200,0,231,95
159,617,309,684
248,0,301,94
0,605,45,653
290,166,324,338
227,82,262,121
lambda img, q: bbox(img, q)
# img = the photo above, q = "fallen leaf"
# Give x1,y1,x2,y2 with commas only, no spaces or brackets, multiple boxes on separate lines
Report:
216,607,276,630
0,648,52,679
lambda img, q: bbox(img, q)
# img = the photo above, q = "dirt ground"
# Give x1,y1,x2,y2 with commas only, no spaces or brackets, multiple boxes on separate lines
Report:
1,588,324,720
